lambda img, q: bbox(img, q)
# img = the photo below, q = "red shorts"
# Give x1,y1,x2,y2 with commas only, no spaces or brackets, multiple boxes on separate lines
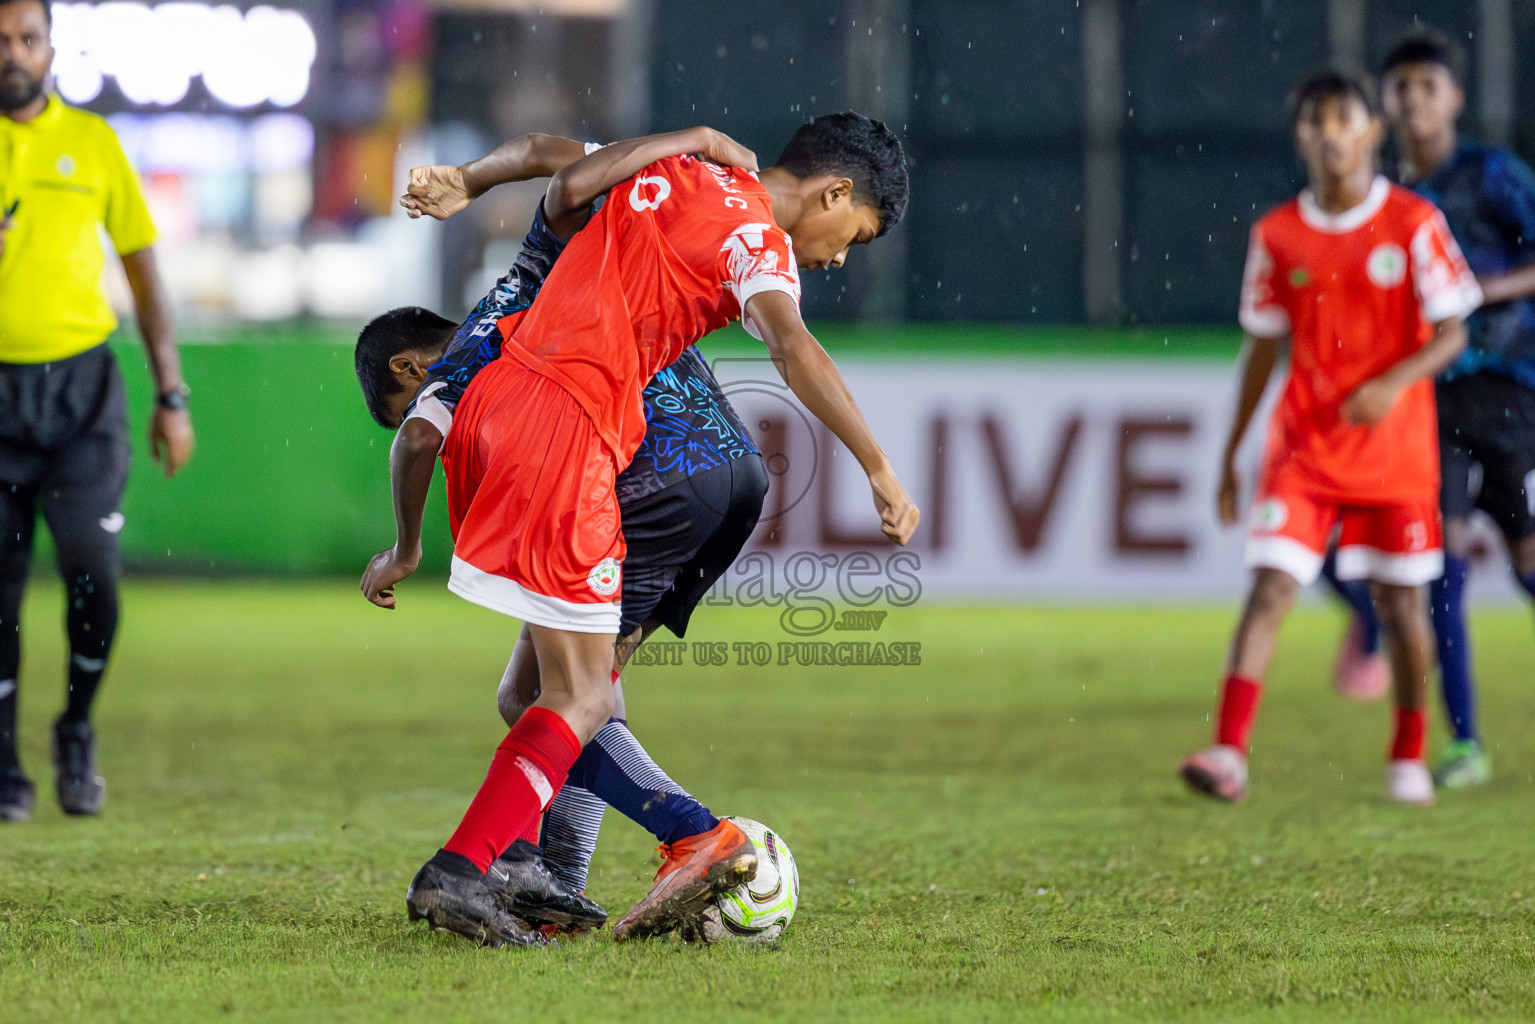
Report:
1244,484,1443,587
440,358,623,633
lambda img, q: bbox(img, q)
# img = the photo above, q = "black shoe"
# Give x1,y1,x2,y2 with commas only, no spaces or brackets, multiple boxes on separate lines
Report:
486,839,608,932
405,859,545,948
52,718,105,816
0,768,34,823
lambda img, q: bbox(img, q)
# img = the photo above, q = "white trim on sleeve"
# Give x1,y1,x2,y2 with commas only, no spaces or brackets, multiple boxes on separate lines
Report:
403,386,453,446
1238,306,1290,339
1421,280,1483,324
583,141,605,156
448,556,621,633
738,277,801,341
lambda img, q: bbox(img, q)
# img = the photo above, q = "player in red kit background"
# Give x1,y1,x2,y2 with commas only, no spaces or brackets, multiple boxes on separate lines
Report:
381,114,919,946
1180,72,1480,806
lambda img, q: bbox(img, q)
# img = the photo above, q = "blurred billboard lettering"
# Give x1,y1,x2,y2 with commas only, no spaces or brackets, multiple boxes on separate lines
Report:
98,335,1525,604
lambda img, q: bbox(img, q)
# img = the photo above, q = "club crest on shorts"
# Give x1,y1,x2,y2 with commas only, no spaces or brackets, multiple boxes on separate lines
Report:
1252,498,1288,532
587,558,621,596
1366,244,1408,288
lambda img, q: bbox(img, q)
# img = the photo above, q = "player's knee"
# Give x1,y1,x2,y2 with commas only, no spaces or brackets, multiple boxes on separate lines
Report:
1248,569,1299,619
1371,584,1426,634
496,682,527,730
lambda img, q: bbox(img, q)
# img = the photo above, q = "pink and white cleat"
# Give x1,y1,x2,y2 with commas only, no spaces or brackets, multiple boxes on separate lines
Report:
1179,744,1248,802
1333,619,1389,702
1387,759,1435,806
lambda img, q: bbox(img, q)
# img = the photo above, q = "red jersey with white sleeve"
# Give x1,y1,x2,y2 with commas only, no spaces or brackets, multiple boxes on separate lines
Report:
498,153,801,464
1239,176,1481,505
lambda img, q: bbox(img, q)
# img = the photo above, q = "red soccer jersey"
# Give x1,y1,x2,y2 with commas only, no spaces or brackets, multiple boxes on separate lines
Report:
497,154,802,463
1239,176,1482,504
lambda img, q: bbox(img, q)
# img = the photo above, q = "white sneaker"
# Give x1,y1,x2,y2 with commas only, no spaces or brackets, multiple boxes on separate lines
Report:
1387,759,1435,806
1179,743,1248,802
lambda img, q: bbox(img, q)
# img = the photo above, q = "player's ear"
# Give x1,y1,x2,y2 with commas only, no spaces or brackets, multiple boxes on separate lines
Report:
387,352,427,384
822,177,854,210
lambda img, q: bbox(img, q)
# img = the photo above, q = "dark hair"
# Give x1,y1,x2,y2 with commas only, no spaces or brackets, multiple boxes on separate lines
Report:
354,306,456,428
0,0,50,26
1381,30,1465,85
1289,69,1379,126
775,111,909,235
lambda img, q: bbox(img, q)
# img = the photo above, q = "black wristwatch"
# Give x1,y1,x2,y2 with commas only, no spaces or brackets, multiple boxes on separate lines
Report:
157,384,190,412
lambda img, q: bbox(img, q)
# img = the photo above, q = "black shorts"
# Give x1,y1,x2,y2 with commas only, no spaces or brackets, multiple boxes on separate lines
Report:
1438,372,1535,545
0,344,131,558
619,454,768,637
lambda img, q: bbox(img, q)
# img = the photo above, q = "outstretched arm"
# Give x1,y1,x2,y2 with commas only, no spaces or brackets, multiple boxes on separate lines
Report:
743,290,919,546
399,133,589,220
542,126,757,240
1216,333,1281,526
360,416,442,608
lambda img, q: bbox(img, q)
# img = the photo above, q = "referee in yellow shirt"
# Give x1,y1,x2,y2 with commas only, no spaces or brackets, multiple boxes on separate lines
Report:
0,0,194,822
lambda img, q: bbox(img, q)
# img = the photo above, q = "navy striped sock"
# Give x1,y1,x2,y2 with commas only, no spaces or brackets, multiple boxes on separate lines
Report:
540,784,606,892
569,720,719,846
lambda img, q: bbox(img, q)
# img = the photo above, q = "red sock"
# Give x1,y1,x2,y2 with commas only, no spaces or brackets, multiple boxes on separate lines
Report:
1390,708,1427,761
444,706,581,872
1215,675,1263,754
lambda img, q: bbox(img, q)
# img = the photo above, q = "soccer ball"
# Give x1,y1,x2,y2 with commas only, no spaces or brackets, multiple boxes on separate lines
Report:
697,816,799,943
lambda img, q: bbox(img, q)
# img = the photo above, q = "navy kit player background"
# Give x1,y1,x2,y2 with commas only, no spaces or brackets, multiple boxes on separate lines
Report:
1414,143,1535,388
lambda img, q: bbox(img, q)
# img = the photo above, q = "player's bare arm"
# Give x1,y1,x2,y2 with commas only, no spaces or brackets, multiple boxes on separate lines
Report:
1475,262,1535,306
360,417,441,608
399,133,590,220
745,289,919,545
1216,333,1282,526
543,127,757,240
1341,316,1469,426
121,245,194,478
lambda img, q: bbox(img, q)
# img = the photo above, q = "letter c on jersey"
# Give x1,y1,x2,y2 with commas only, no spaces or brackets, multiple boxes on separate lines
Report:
629,176,672,212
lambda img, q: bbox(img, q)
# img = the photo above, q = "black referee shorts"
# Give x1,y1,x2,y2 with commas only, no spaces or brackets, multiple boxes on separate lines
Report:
1438,371,1535,546
0,344,131,564
619,454,769,638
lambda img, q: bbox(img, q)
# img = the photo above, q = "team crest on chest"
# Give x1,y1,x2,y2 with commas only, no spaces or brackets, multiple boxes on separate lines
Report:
1366,244,1407,288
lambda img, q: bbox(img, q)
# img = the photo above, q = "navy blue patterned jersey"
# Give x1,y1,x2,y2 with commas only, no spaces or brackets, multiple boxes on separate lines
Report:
1410,142,1535,390
405,203,757,501
616,346,759,504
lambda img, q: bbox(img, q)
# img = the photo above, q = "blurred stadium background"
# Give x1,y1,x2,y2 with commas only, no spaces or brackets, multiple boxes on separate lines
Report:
66,0,1532,598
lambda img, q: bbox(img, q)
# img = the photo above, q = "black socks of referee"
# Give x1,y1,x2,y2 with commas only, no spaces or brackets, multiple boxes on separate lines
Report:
59,562,118,727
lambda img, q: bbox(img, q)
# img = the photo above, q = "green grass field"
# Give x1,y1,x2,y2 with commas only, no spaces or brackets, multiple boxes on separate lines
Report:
3,583,1534,1023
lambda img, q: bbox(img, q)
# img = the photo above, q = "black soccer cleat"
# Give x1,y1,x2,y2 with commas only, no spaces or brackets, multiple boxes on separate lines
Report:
405,859,545,948
52,718,105,816
486,839,608,932
0,768,35,823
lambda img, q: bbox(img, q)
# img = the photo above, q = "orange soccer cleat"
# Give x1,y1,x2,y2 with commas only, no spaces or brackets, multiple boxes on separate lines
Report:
611,818,758,940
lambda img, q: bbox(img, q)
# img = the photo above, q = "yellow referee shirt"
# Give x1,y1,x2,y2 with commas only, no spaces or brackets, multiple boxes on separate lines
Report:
0,96,157,364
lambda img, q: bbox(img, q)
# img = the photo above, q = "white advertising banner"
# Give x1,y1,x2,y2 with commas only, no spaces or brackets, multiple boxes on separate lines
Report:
707,357,1517,603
